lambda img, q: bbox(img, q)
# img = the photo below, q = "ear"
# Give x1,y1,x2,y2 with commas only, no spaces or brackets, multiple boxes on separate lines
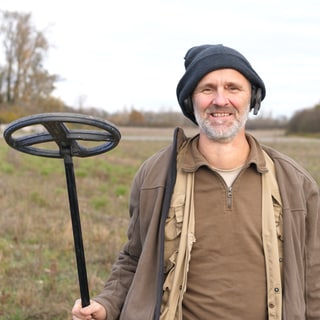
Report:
183,96,194,115
250,87,262,115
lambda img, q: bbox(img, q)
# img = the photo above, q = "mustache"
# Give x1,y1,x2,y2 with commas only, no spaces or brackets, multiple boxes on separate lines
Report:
205,106,236,114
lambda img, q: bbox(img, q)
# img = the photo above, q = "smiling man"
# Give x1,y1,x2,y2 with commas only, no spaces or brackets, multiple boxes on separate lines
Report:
72,44,320,320
193,69,251,142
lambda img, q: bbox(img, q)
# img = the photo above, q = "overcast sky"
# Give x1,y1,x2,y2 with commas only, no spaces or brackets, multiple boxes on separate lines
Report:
2,0,320,118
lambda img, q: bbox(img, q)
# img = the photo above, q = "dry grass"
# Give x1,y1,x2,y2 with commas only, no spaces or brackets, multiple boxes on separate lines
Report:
0,127,319,319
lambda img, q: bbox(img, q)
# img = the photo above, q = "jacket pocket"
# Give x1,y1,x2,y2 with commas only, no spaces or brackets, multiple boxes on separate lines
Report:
163,194,185,274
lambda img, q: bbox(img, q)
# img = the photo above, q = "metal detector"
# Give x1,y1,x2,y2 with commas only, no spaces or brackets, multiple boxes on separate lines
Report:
3,112,121,307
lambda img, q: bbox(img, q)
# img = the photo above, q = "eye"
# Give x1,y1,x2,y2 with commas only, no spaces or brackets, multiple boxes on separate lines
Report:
200,87,214,94
228,85,239,91
226,83,241,92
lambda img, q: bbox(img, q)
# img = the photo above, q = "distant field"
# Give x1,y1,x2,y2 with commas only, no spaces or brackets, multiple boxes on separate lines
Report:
0,127,319,319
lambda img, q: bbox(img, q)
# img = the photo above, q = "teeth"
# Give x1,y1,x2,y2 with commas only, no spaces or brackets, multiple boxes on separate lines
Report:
212,113,230,117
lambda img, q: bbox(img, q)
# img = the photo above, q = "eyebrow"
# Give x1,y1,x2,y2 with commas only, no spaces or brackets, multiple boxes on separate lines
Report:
196,81,244,90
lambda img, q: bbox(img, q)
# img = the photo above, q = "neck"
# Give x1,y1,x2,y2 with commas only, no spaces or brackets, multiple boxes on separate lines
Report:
197,130,250,170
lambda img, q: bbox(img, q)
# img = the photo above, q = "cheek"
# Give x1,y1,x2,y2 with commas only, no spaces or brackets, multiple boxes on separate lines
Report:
229,96,251,111
192,95,211,110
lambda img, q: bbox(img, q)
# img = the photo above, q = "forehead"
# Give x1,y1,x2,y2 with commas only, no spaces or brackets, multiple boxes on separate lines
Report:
197,68,250,86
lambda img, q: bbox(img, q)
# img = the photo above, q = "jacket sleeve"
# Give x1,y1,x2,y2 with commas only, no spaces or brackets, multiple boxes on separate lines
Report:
91,141,175,319
305,180,320,319
267,146,320,319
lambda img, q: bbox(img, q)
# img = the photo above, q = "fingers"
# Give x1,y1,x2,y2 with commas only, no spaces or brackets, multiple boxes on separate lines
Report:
71,299,107,320
71,299,92,320
71,299,83,319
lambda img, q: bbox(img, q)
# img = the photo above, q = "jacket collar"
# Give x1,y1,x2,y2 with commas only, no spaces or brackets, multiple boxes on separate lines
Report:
174,128,268,174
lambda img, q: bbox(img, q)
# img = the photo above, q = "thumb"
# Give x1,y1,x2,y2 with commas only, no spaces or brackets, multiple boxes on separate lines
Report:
80,302,97,315
80,300,106,319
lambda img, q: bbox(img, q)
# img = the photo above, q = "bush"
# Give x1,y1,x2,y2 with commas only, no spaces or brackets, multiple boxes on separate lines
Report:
287,104,320,134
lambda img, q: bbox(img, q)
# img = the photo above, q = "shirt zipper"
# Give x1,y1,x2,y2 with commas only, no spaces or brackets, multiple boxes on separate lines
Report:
227,186,233,209
215,166,247,210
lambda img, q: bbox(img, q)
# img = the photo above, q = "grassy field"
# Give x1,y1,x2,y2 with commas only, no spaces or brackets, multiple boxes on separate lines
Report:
0,127,319,319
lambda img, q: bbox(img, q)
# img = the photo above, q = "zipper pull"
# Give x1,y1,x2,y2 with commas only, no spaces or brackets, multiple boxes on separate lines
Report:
227,187,232,208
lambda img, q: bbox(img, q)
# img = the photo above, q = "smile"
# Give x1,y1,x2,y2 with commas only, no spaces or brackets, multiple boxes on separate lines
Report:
211,112,232,117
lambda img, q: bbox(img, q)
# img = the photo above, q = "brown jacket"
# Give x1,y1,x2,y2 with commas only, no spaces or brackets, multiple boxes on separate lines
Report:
94,128,320,320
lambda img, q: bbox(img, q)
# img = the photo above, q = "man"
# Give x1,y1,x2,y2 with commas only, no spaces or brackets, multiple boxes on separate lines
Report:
72,44,320,319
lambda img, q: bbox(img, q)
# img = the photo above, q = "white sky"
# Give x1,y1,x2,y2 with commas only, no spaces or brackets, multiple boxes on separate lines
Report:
2,0,320,118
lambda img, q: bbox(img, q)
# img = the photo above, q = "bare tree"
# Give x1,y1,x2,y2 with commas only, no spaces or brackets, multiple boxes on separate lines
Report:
0,10,58,106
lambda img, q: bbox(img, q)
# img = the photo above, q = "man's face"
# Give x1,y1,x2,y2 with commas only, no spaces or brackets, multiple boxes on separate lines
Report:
192,68,251,142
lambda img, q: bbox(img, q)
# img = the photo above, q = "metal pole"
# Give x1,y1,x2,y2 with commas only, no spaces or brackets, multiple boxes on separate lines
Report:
63,152,90,307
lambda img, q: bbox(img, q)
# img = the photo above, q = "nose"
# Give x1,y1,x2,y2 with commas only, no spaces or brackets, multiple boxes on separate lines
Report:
212,89,229,106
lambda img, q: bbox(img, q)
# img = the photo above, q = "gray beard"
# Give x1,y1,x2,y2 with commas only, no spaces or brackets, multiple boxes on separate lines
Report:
194,108,249,142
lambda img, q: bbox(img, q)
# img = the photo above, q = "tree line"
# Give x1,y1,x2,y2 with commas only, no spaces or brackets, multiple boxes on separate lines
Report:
0,10,319,134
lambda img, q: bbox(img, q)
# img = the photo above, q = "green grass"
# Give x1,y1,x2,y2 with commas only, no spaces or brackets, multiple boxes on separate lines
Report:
0,128,319,319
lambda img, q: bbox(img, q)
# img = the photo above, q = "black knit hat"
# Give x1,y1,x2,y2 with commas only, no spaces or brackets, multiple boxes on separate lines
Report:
176,44,266,123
